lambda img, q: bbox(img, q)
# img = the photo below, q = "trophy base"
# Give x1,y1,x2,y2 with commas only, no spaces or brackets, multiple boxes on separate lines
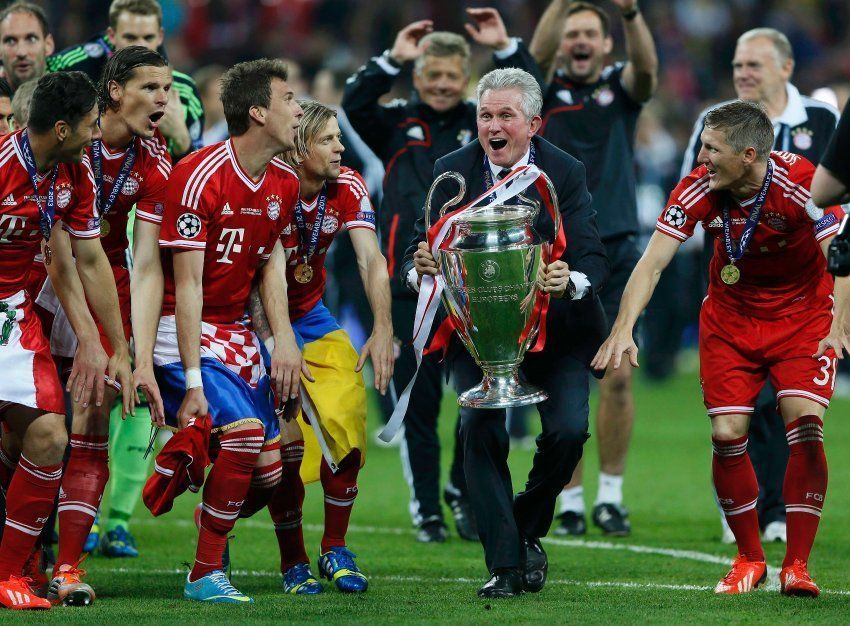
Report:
457,370,548,409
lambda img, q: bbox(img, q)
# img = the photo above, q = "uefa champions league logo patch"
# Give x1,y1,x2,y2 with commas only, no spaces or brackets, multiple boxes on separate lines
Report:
121,176,140,196
56,186,72,209
266,195,281,220
663,205,686,228
177,212,202,238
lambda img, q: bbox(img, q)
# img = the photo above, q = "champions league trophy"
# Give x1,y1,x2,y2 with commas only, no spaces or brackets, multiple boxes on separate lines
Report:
424,170,560,409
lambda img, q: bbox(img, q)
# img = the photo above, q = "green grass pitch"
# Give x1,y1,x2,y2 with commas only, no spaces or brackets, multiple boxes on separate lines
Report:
7,358,850,623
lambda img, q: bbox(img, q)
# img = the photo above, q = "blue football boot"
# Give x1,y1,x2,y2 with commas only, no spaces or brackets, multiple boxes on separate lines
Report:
100,526,139,558
282,563,323,595
83,510,100,554
317,547,368,592
184,570,253,604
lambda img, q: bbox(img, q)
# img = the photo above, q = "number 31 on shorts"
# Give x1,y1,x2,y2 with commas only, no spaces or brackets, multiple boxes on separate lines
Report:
813,356,838,390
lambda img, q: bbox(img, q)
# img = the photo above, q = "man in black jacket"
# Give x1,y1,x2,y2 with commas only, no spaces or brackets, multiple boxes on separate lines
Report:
407,68,609,598
343,9,541,544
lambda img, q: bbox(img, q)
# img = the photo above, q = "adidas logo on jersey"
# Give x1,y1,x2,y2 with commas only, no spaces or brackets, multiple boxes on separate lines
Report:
1,194,15,206
222,203,234,215
707,216,723,228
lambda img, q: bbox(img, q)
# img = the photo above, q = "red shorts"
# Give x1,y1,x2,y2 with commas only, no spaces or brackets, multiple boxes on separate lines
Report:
0,291,64,415
699,296,836,417
27,263,131,362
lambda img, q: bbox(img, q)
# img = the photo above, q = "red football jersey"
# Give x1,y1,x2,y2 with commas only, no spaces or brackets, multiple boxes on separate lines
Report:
657,151,844,319
281,167,376,320
0,130,99,299
159,140,299,324
95,130,171,265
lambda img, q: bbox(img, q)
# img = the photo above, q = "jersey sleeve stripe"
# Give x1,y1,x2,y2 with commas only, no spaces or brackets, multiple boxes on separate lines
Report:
679,176,709,205
655,222,688,241
815,223,841,241
136,209,163,224
159,239,206,250
344,221,376,231
337,174,369,198
269,158,297,177
62,225,101,239
183,148,228,209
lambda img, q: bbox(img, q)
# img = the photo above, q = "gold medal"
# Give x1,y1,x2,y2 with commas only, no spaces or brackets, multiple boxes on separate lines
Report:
100,218,111,237
294,263,314,284
43,241,52,266
720,263,740,285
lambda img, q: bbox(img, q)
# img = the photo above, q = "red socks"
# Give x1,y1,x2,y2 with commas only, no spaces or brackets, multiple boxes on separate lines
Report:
0,455,62,580
712,435,764,562
191,427,264,582
239,441,283,519
268,440,308,572
56,434,108,568
320,450,360,553
783,415,827,568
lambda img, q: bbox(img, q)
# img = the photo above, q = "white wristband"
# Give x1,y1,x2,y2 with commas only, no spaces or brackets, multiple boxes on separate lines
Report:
185,367,203,390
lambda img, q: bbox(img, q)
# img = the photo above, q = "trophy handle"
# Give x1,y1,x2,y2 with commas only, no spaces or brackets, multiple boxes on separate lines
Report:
424,171,466,234
538,171,561,246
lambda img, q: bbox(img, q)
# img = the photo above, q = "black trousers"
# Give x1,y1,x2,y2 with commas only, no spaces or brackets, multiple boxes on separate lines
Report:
452,346,590,572
381,297,466,526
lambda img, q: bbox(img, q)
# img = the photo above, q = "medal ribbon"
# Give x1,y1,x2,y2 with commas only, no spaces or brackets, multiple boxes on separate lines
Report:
721,159,773,265
482,142,536,203
294,185,327,265
91,135,137,218
20,130,58,241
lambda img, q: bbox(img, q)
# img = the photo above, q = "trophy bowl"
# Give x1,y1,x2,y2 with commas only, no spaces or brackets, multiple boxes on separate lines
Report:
425,171,560,409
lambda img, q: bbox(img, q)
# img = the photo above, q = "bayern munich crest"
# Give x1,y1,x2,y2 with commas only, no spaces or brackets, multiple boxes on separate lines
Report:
121,176,140,196
266,195,281,220
56,187,72,209
321,215,339,234
595,87,614,107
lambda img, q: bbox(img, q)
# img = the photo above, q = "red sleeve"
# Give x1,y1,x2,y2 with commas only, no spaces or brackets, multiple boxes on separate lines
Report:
278,172,300,249
777,153,843,242
61,156,100,239
655,166,712,242
136,136,172,225
814,204,846,242
338,169,376,231
158,160,210,251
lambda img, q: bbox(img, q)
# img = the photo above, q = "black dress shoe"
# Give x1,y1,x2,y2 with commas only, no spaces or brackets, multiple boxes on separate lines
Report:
522,536,548,592
477,568,523,598
444,489,478,541
416,520,448,543
553,511,587,536
592,503,631,537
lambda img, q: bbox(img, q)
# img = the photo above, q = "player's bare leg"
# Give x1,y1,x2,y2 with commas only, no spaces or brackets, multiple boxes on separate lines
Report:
593,362,635,535
268,418,321,594
47,386,117,606
0,407,66,610
775,396,828,598
710,412,767,594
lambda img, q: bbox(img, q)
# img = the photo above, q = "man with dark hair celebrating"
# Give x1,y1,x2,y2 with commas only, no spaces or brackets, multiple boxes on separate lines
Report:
596,100,848,596
151,58,304,604
7,46,173,606
522,0,658,537
0,71,131,610
0,1,53,91
49,0,205,159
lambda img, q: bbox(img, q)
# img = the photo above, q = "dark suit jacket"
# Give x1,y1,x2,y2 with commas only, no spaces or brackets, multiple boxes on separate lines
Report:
400,135,611,372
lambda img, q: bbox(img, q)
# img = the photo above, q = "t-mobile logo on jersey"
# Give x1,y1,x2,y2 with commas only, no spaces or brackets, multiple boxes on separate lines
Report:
0,215,28,243
216,228,244,264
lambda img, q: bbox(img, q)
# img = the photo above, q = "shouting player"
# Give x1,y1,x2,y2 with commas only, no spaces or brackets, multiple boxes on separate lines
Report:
18,46,172,606
152,59,304,604
0,72,132,610
250,100,392,595
594,100,849,596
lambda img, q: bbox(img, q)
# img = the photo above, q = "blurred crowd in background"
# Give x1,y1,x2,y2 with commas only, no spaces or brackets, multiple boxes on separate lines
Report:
41,0,850,384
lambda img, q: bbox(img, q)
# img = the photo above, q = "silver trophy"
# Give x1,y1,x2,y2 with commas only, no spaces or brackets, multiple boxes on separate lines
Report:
424,171,560,408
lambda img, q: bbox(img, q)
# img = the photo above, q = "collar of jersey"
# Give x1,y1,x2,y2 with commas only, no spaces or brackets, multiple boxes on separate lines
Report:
774,83,808,128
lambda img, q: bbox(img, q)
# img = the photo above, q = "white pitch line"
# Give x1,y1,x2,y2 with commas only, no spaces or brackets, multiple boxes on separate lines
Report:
108,520,846,595
94,566,850,596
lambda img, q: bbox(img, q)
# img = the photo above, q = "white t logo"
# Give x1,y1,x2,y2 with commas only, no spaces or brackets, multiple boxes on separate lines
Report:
216,228,244,264
0,215,27,243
